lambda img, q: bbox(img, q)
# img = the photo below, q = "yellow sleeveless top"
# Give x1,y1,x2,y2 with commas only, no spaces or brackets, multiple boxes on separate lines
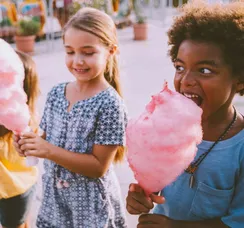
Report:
0,133,38,199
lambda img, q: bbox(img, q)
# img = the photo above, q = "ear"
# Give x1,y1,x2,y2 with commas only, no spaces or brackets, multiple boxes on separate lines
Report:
236,74,244,93
236,82,244,93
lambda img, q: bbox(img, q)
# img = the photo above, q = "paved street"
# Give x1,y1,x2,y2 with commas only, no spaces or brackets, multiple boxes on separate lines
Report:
29,16,244,227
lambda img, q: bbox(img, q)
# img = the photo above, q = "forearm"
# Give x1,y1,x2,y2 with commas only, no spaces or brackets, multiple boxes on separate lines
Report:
47,143,105,178
174,218,228,228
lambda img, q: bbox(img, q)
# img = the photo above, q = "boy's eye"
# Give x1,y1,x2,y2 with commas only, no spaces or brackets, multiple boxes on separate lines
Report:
66,51,74,55
175,65,185,72
200,68,212,74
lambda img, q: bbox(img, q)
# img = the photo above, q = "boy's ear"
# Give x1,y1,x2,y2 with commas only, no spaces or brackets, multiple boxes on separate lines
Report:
236,76,244,93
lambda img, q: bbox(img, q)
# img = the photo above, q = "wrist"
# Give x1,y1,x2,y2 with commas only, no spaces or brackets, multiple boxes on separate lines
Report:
45,142,55,159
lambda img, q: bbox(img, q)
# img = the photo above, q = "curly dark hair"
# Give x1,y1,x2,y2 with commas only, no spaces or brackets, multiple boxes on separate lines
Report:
168,0,244,95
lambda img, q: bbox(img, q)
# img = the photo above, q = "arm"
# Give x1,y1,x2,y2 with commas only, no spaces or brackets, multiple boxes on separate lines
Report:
138,214,228,228
20,137,117,178
20,96,127,178
172,218,228,228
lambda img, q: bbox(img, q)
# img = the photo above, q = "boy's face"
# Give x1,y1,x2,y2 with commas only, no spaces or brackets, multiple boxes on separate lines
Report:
174,40,238,121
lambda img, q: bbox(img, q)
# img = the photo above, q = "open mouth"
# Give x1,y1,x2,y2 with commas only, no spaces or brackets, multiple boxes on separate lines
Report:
183,93,203,106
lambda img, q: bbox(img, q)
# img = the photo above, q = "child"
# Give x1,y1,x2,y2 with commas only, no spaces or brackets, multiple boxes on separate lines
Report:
0,50,40,228
126,1,244,227
14,7,128,228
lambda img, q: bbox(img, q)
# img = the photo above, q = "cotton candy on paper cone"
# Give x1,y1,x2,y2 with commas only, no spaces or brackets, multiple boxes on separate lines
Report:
126,82,202,194
0,39,38,166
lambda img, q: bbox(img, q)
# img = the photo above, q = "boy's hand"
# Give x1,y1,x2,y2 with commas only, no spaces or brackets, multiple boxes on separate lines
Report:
138,214,177,228
126,183,165,215
17,132,51,159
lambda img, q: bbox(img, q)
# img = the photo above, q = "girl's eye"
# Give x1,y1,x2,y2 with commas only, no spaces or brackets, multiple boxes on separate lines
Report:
175,65,185,72
66,51,74,55
200,68,212,74
84,52,95,56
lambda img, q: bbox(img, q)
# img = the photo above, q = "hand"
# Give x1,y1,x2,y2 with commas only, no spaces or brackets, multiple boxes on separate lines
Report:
13,134,25,157
138,214,178,228
126,183,165,215
17,132,51,159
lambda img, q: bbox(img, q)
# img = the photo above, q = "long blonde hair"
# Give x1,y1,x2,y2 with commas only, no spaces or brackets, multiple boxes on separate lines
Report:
63,8,125,162
0,51,40,142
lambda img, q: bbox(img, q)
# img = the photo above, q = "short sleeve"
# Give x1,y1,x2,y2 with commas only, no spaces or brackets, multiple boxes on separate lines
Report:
221,155,244,228
94,98,127,146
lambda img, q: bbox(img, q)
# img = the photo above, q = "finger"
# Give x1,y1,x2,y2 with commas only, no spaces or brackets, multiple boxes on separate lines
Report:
25,150,38,157
129,184,154,209
150,194,165,204
13,142,25,156
13,141,20,149
131,191,154,210
127,195,152,213
21,132,36,138
20,143,37,151
18,138,36,145
13,134,21,142
126,204,142,215
126,191,151,213
16,149,26,157
129,183,144,193
18,152,26,157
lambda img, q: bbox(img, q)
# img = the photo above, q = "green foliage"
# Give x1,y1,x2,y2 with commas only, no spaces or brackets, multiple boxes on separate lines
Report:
136,15,147,24
0,18,12,27
132,0,147,24
68,0,113,17
68,1,81,16
16,17,41,36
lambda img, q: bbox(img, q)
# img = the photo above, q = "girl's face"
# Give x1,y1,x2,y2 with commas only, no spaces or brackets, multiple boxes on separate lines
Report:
174,40,239,121
64,28,110,83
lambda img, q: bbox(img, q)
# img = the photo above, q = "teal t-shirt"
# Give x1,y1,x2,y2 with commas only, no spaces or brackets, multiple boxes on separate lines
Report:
154,129,244,227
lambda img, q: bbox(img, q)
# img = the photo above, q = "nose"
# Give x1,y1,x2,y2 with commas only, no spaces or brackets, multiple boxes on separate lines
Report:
73,54,85,66
180,70,197,87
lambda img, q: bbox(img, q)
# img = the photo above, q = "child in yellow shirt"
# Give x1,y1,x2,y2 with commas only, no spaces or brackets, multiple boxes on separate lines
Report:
0,50,40,228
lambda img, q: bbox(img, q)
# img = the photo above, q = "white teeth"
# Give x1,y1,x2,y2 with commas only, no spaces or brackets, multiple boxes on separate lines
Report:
75,69,88,72
183,93,199,98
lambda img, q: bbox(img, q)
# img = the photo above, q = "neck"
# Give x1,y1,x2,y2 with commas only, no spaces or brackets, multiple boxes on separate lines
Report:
75,75,109,93
202,106,235,141
203,106,234,126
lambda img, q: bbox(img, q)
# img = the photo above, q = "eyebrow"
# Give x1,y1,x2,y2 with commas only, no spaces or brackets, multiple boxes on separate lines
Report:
174,58,219,67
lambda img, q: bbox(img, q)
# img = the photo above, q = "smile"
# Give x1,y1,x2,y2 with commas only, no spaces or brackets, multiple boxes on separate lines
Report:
74,68,90,73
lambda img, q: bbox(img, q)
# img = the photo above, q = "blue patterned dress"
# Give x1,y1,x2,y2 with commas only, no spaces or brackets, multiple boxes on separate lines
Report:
37,83,128,228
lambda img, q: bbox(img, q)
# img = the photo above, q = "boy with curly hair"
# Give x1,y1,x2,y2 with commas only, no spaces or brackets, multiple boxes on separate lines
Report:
126,1,244,227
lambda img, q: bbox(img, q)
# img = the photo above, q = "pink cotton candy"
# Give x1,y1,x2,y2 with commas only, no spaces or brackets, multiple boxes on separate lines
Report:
0,39,38,166
0,39,30,133
126,82,203,194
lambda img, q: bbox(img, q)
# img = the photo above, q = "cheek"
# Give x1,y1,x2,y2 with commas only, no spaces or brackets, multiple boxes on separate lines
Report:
86,55,108,69
65,56,72,68
174,74,181,92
